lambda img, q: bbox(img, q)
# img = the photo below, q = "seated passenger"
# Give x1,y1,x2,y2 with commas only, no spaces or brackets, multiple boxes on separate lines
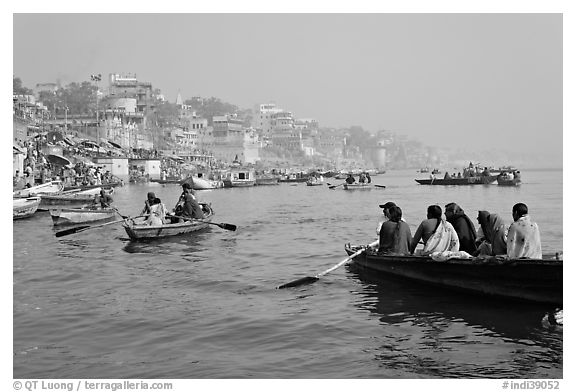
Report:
146,197,167,226
411,205,459,255
507,203,542,259
378,206,412,255
484,213,508,256
445,203,478,255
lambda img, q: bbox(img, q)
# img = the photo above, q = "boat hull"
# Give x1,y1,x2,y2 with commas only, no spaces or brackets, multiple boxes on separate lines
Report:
50,207,117,226
13,197,41,220
63,182,121,192
13,181,64,198
343,183,372,190
123,204,214,240
345,245,562,305
497,179,521,186
415,175,497,185
255,177,279,186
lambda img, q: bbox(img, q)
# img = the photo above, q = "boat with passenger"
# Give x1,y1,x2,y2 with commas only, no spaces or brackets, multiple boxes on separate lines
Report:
342,183,372,190
123,203,214,241
497,170,522,186
344,244,562,305
39,187,114,210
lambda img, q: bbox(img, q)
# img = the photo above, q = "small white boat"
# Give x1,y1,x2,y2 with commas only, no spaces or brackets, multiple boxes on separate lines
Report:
13,197,41,220
13,180,64,198
50,207,117,226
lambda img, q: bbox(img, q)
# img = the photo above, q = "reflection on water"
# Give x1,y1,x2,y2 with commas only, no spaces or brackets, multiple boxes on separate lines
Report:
347,266,563,378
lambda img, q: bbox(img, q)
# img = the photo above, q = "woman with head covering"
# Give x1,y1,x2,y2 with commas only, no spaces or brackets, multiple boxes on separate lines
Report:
140,192,156,216
378,206,412,255
474,210,492,255
146,197,167,226
484,213,508,256
444,202,478,255
411,205,459,255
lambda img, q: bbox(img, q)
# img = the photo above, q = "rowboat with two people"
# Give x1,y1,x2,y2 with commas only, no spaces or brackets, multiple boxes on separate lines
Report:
13,197,41,220
122,203,218,241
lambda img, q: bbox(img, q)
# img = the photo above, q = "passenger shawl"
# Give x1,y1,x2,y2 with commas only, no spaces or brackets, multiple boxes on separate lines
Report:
421,219,460,255
447,206,477,254
507,215,542,259
147,202,166,226
485,213,508,256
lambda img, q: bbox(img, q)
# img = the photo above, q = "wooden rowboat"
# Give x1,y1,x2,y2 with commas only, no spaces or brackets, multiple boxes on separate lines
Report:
123,203,215,241
13,197,41,220
344,244,562,305
39,188,114,210
342,183,372,190
13,180,64,198
50,207,117,226
63,182,121,192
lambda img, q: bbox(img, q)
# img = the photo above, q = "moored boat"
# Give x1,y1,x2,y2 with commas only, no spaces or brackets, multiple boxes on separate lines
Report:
344,244,562,305
13,197,41,220
255,176,280,186
13,180,64,198
50,207,117,226
181,175,224,190
222,169,256,187
63,182,122,192
123,203,214,241
39,188,114,210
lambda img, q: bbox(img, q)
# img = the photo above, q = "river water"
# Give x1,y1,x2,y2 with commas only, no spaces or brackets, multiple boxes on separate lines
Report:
13,169,563,379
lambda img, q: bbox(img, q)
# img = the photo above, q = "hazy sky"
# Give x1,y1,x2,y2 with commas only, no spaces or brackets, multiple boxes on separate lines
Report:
13,13,562,161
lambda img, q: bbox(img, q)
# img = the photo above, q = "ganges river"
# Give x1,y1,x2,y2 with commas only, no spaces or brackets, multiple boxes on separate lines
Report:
13,168,563,379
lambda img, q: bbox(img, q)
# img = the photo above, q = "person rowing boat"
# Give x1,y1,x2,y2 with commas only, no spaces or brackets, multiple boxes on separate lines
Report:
170,182,204,223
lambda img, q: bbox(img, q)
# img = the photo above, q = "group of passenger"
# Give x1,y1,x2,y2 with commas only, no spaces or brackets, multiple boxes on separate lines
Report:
138,182,205,226
345,172,372,184
375,201,542,259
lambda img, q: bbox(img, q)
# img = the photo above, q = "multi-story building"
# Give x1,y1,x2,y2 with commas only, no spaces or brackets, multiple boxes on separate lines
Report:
253,103,284,136
101,73,156,148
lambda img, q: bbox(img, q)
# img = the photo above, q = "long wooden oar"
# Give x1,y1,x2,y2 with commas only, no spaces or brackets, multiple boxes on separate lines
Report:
328,183,345,190
55,214,147,237
168,214,237,231
277,240,379,289
373,184,386,188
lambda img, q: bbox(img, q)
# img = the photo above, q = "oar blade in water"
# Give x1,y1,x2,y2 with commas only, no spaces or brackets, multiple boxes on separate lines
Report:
218,223,237,231
55,225,91,237
277,276,319,289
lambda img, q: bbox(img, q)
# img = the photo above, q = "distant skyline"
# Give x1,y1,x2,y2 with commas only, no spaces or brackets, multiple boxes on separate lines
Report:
13,13,562,165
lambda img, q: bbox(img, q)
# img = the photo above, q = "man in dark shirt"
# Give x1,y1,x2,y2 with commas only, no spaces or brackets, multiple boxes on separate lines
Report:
177,183,204,220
